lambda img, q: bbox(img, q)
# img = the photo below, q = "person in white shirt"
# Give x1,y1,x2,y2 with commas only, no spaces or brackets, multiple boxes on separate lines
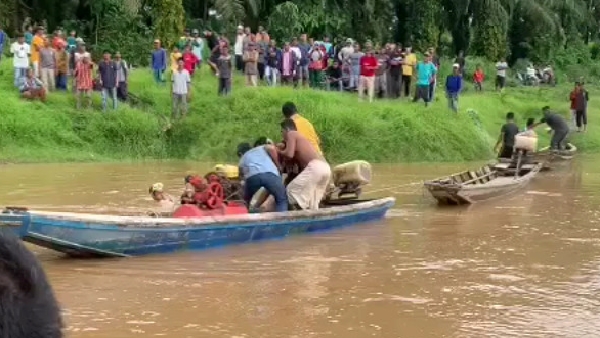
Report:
495,58,508,91
233,26,245,72
338,39,354,81
10,33,30,88
172,58,191,119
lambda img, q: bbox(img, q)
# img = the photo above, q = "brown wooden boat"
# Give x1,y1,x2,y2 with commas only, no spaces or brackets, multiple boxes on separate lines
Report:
424,162,543,206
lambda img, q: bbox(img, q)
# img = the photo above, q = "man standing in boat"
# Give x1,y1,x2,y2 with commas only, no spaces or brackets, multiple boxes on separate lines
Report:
494,112,519,159
278,119,331,210
537,106,570,151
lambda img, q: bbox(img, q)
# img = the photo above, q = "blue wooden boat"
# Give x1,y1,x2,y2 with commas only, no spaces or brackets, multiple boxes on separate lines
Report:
0,198,395,258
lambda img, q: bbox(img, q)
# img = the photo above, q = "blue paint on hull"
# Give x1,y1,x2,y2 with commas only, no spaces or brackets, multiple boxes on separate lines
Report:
0,199,395,258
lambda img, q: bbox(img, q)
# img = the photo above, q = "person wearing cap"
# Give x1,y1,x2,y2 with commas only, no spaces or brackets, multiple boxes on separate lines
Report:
243,42,259,86
148,183,177,214
151,39,167,84
9,33,30,88
445,63,463,112
234,26,245,72
191,29,204,70
413,52,436,106
237,141,287,213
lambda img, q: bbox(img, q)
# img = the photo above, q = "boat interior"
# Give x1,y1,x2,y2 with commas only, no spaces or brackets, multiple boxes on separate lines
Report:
428,162,539,187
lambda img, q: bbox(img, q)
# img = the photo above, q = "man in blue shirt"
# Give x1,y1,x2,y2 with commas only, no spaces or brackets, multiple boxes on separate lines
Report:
0,27,8,65
445,63,463,112
238,140,288,212
151,39,167,85
413,52,437,106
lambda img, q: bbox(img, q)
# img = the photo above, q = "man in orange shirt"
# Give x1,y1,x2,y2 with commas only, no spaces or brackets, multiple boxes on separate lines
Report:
30,27,45,77
281,102,322,155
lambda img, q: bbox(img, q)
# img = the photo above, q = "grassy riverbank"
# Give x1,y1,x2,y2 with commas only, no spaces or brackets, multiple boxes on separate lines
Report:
0,60,597,164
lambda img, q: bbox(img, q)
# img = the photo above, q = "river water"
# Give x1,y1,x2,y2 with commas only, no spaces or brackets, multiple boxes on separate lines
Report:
0,159,598,338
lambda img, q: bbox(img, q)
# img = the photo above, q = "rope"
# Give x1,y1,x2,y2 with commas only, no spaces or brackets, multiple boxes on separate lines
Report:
362,181,423,195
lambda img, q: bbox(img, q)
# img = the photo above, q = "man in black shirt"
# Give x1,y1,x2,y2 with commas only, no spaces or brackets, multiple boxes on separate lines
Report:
495,112,519,159
326,60,343,91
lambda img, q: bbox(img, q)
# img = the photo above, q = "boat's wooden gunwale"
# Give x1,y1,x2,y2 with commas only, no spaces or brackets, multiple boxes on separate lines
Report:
26,198,396,228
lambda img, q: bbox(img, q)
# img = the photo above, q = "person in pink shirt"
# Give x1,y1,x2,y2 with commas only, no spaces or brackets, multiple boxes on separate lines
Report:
182,45,199,76
279,42,297,85
358,45,378,102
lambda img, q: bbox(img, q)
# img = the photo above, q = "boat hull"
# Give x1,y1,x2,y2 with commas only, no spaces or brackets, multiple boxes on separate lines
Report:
0,198,395,258
424,163,541,206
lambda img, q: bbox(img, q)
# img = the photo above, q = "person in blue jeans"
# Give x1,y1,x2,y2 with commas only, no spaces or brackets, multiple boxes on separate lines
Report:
151,39,167,85
238,141,288,213
445,63,463,112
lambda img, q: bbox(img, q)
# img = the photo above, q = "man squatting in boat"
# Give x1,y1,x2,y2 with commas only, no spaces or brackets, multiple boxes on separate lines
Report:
237,138,289,212
0,229,63,337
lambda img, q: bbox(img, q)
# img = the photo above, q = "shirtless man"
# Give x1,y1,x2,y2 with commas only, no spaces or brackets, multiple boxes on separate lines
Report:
278,118,331,210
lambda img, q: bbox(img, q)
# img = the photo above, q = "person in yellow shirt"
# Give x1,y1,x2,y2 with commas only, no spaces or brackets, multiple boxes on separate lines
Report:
30,27,45,77
170,46,182,78
401,45,417,98
281,102,322,155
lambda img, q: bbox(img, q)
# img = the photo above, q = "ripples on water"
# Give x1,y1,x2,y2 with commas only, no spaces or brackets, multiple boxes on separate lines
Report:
2,160,600,337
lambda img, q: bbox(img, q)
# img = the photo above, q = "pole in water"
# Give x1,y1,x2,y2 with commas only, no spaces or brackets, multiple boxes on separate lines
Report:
514,150,522,179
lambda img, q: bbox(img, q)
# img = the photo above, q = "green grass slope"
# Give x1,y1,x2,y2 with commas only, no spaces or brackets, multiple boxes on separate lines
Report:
0,59,596,163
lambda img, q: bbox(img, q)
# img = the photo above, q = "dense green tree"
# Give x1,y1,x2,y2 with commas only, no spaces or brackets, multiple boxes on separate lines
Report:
1,0,600,67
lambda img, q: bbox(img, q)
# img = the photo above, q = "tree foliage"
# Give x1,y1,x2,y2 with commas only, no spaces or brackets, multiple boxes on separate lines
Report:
2,0,600,66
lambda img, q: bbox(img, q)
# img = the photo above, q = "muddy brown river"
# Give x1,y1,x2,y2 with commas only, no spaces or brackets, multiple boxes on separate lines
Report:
0,159,598,337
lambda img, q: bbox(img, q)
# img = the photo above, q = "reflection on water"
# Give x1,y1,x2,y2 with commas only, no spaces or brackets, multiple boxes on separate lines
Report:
1,158,600,337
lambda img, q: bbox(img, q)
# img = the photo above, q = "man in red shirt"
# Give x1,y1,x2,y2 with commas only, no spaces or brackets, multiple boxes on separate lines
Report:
358,44,378,102
182,45,199,76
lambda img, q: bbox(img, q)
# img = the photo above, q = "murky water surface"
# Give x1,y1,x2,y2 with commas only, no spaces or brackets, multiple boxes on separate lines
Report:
0,159,599,337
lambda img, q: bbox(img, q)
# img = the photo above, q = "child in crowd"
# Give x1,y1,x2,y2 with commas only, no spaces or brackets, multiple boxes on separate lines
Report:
170,47,182,76
473,65,484,92
216,46,233,96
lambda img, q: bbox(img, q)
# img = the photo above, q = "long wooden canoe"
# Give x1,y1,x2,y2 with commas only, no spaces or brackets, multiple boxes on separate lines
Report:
424,162,542,206
0,198,395,258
